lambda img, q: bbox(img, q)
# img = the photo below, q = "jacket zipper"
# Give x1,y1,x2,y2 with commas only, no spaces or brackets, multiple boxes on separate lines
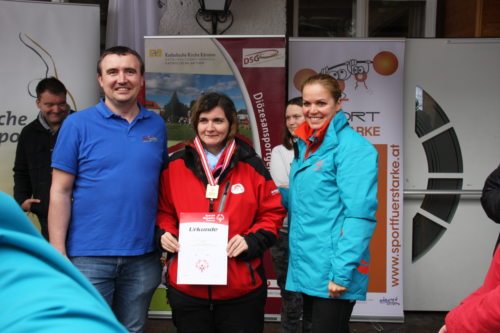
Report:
208,286,213,311
246,262,256,285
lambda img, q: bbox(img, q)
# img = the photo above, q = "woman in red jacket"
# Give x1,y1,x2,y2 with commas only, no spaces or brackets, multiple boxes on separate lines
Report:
439,166,500,333
157,92,285,333
438,244,500,333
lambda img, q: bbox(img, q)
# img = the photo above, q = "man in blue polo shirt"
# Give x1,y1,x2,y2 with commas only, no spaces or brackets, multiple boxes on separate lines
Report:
48,46,167,333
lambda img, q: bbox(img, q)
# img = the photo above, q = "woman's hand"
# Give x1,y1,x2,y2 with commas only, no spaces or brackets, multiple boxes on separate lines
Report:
328,281,347,298
227,234,248,258
438,325,447,333
160,232,179,253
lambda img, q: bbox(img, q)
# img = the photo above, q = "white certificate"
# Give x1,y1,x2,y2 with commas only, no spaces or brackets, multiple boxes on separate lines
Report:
177,212,229,285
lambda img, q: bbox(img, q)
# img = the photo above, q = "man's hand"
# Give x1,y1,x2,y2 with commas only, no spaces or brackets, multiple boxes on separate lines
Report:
21,198,41,212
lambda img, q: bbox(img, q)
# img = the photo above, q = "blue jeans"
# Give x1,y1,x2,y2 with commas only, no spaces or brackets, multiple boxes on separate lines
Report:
71,252,162,333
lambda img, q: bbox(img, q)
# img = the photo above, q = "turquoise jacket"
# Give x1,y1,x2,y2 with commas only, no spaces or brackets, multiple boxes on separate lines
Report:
0,192,127,333
285,111,378,300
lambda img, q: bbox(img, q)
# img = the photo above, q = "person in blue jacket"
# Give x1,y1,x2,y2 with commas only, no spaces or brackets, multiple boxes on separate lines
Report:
0,191,127,333
285,73,378,333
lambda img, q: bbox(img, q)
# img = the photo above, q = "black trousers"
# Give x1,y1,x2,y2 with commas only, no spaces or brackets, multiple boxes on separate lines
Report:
302,294,355,333
38,216,49,240
167,285,267,333
270,231,308,333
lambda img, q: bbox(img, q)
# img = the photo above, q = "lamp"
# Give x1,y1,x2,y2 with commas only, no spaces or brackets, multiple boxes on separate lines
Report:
196,0,233,35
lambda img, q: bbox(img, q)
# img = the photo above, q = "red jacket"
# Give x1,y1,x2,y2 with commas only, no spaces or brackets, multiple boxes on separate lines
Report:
157,138,285,300
445,245,500,332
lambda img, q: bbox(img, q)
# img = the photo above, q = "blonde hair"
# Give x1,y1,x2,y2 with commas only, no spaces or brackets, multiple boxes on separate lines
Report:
301,73,342,103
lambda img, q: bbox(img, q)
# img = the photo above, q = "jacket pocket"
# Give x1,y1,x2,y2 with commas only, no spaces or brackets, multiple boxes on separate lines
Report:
228,257,263,293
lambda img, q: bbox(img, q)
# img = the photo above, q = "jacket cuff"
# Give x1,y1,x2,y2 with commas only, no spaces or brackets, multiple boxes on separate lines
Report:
238,230,277,260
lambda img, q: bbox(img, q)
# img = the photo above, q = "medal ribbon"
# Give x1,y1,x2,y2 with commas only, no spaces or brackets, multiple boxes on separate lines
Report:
194,136,236,187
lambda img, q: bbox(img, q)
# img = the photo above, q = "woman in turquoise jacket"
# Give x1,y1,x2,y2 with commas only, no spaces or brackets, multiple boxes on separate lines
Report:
285,74,378,333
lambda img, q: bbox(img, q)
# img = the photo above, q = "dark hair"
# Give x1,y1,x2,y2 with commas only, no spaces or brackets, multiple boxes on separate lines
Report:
97,46,145,75
283,97,303,149
301,73,342,103
191,92,238,143
35,77,67,99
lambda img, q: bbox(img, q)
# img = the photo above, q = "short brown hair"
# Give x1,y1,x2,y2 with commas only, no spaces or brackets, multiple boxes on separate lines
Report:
301,73,342,103
97,46,144,75
36,77,67,99
191,92,239,142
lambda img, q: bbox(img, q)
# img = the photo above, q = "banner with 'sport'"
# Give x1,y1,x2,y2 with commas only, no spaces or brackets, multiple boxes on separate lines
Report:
289,38,405,322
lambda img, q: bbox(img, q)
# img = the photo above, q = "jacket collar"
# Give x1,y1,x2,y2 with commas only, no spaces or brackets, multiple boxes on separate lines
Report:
294,110,349,158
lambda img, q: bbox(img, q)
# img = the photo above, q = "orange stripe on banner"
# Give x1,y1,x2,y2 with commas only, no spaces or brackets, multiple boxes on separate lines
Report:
368,144,388,292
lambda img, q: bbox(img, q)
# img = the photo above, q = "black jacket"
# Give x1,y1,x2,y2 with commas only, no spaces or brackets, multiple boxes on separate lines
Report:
13,117,58,219
481,164,500,249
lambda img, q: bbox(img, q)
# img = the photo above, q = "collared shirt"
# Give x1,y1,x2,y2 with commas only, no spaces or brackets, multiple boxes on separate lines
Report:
205,148,225,171
37,112,53,133
51,99,168,256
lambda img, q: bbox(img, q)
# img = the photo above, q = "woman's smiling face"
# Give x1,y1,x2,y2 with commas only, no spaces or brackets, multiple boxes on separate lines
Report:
302,82,342,130
197,106,230,154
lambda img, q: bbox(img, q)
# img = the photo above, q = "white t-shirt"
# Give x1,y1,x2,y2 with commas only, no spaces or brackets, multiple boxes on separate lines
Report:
270,144,294,230
270,144,294,187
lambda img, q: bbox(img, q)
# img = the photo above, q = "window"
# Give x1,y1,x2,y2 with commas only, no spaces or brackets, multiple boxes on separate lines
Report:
297,0,355,37
369,1,425,37
292,0,434,38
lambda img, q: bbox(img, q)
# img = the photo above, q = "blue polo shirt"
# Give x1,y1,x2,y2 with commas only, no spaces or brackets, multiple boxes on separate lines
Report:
52,100,167,256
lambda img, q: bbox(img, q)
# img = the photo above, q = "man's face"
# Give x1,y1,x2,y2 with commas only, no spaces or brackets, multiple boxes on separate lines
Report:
36,91,68,128
97,53,144,108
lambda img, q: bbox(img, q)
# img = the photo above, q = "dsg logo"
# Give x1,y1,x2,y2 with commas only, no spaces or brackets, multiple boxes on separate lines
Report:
148,48,163,57
242,48,285,68
244,50,278,64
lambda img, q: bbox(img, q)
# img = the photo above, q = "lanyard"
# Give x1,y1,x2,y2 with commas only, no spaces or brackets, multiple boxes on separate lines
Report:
194,136,236,199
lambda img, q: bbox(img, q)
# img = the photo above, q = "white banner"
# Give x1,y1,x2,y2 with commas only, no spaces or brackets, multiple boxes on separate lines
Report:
0,0,100,194
289,38,405,321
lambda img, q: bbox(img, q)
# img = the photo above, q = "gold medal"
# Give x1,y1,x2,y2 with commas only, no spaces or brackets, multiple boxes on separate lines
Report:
206,184,219,199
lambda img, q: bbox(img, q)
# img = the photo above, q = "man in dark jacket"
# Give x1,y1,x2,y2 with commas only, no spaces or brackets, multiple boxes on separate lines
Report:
13,77,70,239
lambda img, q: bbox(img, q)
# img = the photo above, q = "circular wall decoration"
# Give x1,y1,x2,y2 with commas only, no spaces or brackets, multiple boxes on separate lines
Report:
412,86,463,262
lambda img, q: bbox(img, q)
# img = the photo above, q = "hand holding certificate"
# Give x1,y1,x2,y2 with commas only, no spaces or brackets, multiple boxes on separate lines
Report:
177,212,229,285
